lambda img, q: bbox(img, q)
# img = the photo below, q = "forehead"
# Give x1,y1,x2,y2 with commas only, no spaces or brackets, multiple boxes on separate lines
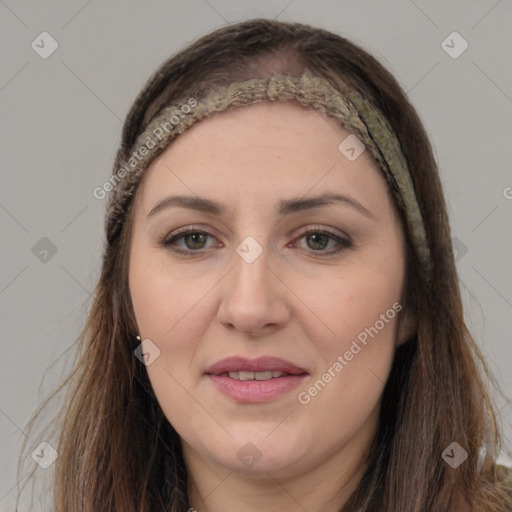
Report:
135,101,392,216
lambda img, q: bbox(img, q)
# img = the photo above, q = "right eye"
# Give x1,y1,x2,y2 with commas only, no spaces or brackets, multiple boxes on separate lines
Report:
161,228,220,256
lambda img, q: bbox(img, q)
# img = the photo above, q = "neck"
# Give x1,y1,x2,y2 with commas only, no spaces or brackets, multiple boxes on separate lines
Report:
187,459,365,512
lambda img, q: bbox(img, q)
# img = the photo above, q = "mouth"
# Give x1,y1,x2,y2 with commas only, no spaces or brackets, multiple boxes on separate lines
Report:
205,356,309,403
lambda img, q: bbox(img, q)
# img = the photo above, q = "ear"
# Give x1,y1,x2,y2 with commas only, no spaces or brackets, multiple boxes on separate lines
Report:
396,306,417,347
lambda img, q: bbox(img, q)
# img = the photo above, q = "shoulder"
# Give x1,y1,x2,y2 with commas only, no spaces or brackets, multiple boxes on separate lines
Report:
497,463,512,486
496,464,512,511
451,464,512,512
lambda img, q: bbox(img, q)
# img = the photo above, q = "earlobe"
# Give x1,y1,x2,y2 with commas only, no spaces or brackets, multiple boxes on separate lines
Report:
396,308,417,347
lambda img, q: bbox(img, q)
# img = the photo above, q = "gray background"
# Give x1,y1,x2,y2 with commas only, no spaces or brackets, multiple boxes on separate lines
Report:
1,1,511,510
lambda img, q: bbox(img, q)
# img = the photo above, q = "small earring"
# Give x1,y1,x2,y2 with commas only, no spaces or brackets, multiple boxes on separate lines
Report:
136,335,141,341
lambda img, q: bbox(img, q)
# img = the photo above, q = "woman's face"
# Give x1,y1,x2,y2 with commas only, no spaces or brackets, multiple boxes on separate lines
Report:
129,101,412,479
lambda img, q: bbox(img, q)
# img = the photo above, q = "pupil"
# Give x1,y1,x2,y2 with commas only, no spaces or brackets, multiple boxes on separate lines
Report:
308,233,328,250
185,233,206,249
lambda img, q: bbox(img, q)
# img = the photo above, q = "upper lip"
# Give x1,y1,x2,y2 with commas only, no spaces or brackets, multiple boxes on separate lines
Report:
205,356,308,375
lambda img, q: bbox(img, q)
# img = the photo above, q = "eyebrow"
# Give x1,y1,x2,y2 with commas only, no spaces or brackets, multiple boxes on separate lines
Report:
147,193,377,221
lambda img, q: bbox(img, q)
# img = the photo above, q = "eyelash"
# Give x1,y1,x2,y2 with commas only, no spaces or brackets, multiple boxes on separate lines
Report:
160,225,352,258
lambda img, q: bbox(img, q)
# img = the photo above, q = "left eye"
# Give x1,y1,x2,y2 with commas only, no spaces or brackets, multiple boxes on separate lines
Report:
295,230,340,251
161,227,351,257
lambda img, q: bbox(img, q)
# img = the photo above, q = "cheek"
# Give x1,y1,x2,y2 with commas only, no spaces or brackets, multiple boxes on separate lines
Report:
128,247,221,397
129,244,214,339
293,280,400,451
128,252,213,435
296,261,403,345
294,266,401,413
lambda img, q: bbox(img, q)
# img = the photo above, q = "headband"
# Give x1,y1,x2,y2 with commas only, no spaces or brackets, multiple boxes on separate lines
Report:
105,70,432,282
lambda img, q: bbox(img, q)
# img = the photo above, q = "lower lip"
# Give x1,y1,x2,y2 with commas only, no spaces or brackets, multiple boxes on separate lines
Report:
207,374,308,403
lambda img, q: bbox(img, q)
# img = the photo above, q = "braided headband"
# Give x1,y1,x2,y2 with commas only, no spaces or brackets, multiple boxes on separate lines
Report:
105,70,432,281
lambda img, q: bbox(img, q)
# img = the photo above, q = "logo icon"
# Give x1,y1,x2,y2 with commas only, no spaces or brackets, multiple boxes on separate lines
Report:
338,134,365,161
442,441,468,468
236,236,263,264
451,236,468,263
31,441,58,469
32,237,58,263
31,32,59,59
441,32,468,59
134,338,161,366
237,442,262,468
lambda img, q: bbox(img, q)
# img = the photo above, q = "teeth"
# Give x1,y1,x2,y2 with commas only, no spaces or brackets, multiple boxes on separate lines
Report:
226,371,286,380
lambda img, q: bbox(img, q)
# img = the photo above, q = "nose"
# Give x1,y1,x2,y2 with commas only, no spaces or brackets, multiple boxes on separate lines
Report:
216,241,291,336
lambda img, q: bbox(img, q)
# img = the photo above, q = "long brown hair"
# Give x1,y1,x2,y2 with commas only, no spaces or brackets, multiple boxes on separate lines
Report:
16,18,512,512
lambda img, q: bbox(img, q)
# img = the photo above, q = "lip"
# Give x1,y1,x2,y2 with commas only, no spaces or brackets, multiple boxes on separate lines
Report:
205,356,308,375
205,356,309,403
208,374,308,403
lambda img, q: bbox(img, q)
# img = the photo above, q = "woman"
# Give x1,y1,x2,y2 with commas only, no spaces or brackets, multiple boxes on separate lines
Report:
16,18,512,512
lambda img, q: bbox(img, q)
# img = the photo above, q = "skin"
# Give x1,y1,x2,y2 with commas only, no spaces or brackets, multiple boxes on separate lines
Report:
128,101,416,512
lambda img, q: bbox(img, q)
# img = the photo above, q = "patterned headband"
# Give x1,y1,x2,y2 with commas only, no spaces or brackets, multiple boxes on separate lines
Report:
104,70,432,282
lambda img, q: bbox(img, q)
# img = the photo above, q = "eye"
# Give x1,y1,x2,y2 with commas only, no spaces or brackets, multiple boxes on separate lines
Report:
160,225,352,257
289,226,352,257
160,228,219,256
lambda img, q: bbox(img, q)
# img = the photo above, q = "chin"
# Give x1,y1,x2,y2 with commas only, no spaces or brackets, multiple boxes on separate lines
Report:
208,434,307,474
